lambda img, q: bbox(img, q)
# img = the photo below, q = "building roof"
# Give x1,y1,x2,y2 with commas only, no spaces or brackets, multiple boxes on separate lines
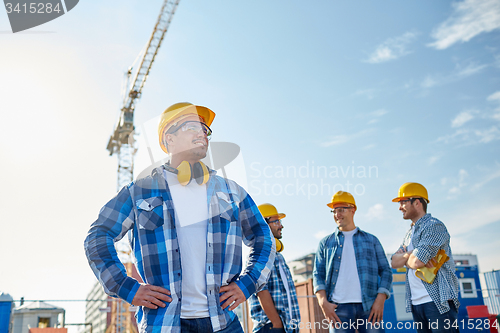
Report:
14,301,65,313
0,292,14,301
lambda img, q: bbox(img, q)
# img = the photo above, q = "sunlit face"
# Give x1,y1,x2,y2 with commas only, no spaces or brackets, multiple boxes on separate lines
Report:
398,198,418,221
165,115,209,161
331,203,356,231
266,216,284,239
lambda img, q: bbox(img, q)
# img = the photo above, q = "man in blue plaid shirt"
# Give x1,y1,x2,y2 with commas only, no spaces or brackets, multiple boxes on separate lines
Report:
391,182,460,333
249,204,301,333
84,102,275,333
313,191,392,333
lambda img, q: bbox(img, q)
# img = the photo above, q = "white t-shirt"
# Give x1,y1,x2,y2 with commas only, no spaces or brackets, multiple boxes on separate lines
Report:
407,225,432,305
331,228,362,304
278,259,293,320
164,169,209,318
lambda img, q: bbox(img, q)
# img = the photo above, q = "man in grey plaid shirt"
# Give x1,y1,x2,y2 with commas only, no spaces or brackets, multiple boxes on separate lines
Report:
391,182,460,333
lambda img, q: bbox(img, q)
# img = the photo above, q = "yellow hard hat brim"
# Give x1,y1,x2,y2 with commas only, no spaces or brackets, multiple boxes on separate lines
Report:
326,202,357,209
268,213,286,220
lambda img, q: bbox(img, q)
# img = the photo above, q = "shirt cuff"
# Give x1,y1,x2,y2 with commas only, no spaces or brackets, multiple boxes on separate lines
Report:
313,284,325,295
236,274,257,299
377,287,391,300
117,276,141,304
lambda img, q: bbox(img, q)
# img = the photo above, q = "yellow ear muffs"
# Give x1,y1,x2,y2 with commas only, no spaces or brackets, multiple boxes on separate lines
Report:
192,161,210,185
165,161,210,186
275,238,284,252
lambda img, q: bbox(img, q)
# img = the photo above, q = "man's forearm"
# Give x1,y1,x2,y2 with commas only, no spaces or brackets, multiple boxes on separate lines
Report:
406,253,425,269
391,252,409,268
257,290,283,328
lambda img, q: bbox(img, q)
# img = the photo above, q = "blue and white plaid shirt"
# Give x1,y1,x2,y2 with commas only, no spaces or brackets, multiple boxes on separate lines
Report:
313,227,392,312
395,213,460,314
249,252,301,333
84,166,275,333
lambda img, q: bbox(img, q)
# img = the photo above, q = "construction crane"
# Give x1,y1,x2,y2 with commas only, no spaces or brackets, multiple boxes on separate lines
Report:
104,1,181,333
106,0,181,191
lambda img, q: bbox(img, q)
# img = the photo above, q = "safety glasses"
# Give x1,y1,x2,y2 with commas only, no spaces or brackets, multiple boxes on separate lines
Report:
167,121,212,140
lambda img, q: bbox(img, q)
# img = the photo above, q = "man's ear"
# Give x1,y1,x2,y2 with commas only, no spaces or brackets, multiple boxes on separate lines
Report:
165,133,175,145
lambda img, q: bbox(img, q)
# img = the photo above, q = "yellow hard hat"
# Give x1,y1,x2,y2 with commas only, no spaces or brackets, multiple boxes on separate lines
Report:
158,102,216,153
327,191,356,210
258,203,286,220
392,182,430,203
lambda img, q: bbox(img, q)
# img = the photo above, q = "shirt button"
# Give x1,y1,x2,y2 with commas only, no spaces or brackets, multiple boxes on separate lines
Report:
338,256,341,259
175,249,178,252
340,245,342,247
178,273,181,276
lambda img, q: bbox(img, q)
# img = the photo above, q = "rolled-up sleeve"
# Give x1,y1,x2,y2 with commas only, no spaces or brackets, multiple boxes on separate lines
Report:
313,238,327,294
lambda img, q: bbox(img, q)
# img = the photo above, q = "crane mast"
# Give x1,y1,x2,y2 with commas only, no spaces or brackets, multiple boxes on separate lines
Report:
107,0,181,191
104,2,181,333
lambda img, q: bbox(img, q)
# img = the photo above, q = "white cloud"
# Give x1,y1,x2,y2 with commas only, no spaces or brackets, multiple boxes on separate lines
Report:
365,204,385,221
352,88,377,100
320,129,373,147
370,109,389,117
475,126,500,143
451,110,477,127
447,169,468,198
421,75,439,88
428,155,441,165
437,127,500,146
456,62,488,77
367,31,419,63
320,135,349,147
421,62,486,89
459,169,468,187
472,167,500,190
429,0,500,50
487,91,500,102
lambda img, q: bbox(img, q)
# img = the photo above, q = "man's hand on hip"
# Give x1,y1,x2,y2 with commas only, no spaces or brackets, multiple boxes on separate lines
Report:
219,282,246,311
132,284,172,309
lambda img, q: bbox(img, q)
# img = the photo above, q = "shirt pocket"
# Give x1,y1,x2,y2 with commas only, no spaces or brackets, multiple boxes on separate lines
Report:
136,197,164,230
216,192,237,222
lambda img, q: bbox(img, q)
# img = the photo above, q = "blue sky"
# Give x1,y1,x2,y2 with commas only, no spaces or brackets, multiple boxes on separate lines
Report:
1,0,499,329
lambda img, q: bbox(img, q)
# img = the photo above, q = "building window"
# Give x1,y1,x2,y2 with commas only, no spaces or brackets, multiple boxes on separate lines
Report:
459,278,477,298
38,317,50,328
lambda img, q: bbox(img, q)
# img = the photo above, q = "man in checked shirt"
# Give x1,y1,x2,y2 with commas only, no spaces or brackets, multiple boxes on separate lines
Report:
84,102,275,333
248,204,301,333
391,182,460,333
313,191,392,333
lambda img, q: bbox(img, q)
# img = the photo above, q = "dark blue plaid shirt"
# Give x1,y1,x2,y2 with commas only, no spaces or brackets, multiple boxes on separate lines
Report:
249,252,301,333
84,166,275,333
313,227,392,312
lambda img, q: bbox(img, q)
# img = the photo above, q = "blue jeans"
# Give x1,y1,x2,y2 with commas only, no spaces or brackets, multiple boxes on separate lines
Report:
255,323,286,333
329,303,385,333
411,301,459,333
181,316,244,333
